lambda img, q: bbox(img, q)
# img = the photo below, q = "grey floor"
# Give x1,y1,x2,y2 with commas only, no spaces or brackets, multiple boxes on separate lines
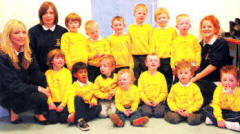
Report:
0,113,238,134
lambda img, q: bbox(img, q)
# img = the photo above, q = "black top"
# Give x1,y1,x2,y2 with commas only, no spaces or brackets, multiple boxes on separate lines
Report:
200,37,232,82
28,24,68,72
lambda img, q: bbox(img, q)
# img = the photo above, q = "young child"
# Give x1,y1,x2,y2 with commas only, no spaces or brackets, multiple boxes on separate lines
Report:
128,3,153,85
171,14,201,76
110,69,149,127
45,49,73,124
93,55,117,118
61,13,88,71
164,60,204,125
108,16,134,73
84,20,111,82
67,62,101,131
203,65,240,131
150,8,177,89
138,54,168,118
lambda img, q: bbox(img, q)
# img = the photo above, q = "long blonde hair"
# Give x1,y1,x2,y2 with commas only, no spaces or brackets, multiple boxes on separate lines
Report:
0,19,32,70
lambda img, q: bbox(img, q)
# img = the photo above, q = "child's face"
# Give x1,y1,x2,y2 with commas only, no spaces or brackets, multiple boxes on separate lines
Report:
111,20,125,35
145,55,160,71
134,7,147,25
176,18,191,36
156,13,169,28
42,7,55,26
67,20,80,33
177,68,193,85
118,72,132,89
100,60,114,77
86,26,99,40
51,55,65,70
221,73,238,91
201,20,215,39
74,69,88,83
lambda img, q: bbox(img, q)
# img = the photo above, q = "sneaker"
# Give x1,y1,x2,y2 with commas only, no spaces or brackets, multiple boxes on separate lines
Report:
133,116,149,127
225,121,240,131
77,118,90,131
205,117,213,125
110,113,124,127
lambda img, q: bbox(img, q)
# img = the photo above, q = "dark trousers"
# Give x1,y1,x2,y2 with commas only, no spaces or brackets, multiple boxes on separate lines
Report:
140,102,166,118
88,65,100,82
158,58,172,92
115,109,142,126
48,103,69,123
115,66,129,74
74,96,101,123
132,55,147,85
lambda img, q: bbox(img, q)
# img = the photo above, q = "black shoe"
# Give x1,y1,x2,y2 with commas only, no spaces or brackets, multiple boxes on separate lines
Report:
10,118,23,124
34,116,48,125
77,118,90,131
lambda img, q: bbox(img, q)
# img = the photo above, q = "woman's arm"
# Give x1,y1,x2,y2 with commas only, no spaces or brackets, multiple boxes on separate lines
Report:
192,64,216,82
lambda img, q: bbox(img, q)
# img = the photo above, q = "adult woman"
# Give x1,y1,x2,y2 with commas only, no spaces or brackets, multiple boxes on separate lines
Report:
29,1,67,72
0,19,49,124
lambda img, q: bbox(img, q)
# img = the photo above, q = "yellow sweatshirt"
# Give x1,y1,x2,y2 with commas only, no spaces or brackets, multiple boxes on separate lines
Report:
115,84,140,112
128,24,153,55
138,71,168,104
167,82,203,113
210,85,240,121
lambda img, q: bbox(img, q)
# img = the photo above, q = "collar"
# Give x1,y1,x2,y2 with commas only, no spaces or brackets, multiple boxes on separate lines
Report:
135,23,145,26
222,87,237,94
15,46,24,55
179,81,192,87
203,35,217,46
157,25,169,29
90,36,101,41
42,25,56,31
101,72,114,79
77,80,90,87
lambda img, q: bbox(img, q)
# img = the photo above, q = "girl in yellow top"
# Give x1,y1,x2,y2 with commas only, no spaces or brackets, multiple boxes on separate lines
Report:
138,54,168,118
203,65,240,132
61,13,88,71
110,69,149,127
45,49,72,124
165,60,204,125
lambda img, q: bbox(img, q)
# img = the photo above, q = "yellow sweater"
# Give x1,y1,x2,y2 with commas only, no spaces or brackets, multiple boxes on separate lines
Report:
45,67,72,107
171,34,201,69
115,85,140,112
61,32,88,67
93,74,117,99
210,85,240,121
68,81,97,113
108,34,134,69
167,82,203,113
138,71,168,104
87,37,111,67
150,27,177,58
128,24,153,55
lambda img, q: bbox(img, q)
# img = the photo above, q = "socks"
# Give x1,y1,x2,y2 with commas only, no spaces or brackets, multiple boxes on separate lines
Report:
225,121,240,131
205,117,213,125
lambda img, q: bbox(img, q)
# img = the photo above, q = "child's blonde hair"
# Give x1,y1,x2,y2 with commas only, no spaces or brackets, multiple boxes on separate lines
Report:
65,12,82,28
117,69,136,83
134,3,148,14
175,60,195,75
84,20,98,32
154,7,170,22
220,65,239,80
46,48,65,68
176,13,190,25
100,55,116,68
112,16,125,25
145,53,160,63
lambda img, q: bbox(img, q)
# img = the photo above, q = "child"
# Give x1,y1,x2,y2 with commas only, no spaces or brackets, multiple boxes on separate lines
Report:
128,3,153,85
67,62,101,131
93,55,117,118
45,49,72,124
110,69,149,127
138,54,168,118
84,20,111,82
164,60,204,125
108,16,134,73
203,65,240,131
61,13,88,71
150,8,177,89
171,14,201,76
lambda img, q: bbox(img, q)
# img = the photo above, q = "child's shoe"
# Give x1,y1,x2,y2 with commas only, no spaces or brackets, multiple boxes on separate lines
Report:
110,113,124,127
77,118,90,131
225,121,240,131
133,116,149,127
205,117,213,125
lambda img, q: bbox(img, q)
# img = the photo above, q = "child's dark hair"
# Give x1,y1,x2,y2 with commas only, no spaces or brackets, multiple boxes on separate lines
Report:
72,62,88,74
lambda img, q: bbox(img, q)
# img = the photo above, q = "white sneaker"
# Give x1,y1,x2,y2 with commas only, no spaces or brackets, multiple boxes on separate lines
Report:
225,121,240,131
205,117,213,125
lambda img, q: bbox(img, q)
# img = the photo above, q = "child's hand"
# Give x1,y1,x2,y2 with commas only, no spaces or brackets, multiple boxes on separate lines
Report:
172,68,176,75
152,101,158,107
68,66,72,72
56,105,64,112
182,111,189,117
106,93,113,100
124,109,130,117
145,101,152,106
89,102,97,108
176,109,184,116
67,113,75,123
49,103,56,110
217,120,226,128
194,66,199,72
127,109,133,115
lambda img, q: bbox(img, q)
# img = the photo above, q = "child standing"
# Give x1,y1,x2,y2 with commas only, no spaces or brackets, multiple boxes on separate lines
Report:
128,3,153,85
203,65,240,131
150,8,177,89
61,13,88,71
93,55,117,118
138,54,168,118
67,62,101,131
110,69,149,127
45,49,72,124
108,16,133,73
164,60,204,125
84,20,111,82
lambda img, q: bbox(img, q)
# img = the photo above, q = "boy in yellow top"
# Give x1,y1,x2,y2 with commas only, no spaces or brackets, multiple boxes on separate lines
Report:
45,49,72,124
108,16,134,72
84,20,111,82
61,13,88,71
150,8,177,88
203,65,240,131
67,62,101,131
171,14,201,76
110,69,149,127
164,60,204,125
128,3,153,85
138,54,168,118
93,55,117,118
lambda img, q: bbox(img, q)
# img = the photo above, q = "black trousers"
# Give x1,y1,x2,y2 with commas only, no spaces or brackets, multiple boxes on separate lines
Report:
88,65,100,82
132,55,147,85
48,102,69,123
158,58,173,92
